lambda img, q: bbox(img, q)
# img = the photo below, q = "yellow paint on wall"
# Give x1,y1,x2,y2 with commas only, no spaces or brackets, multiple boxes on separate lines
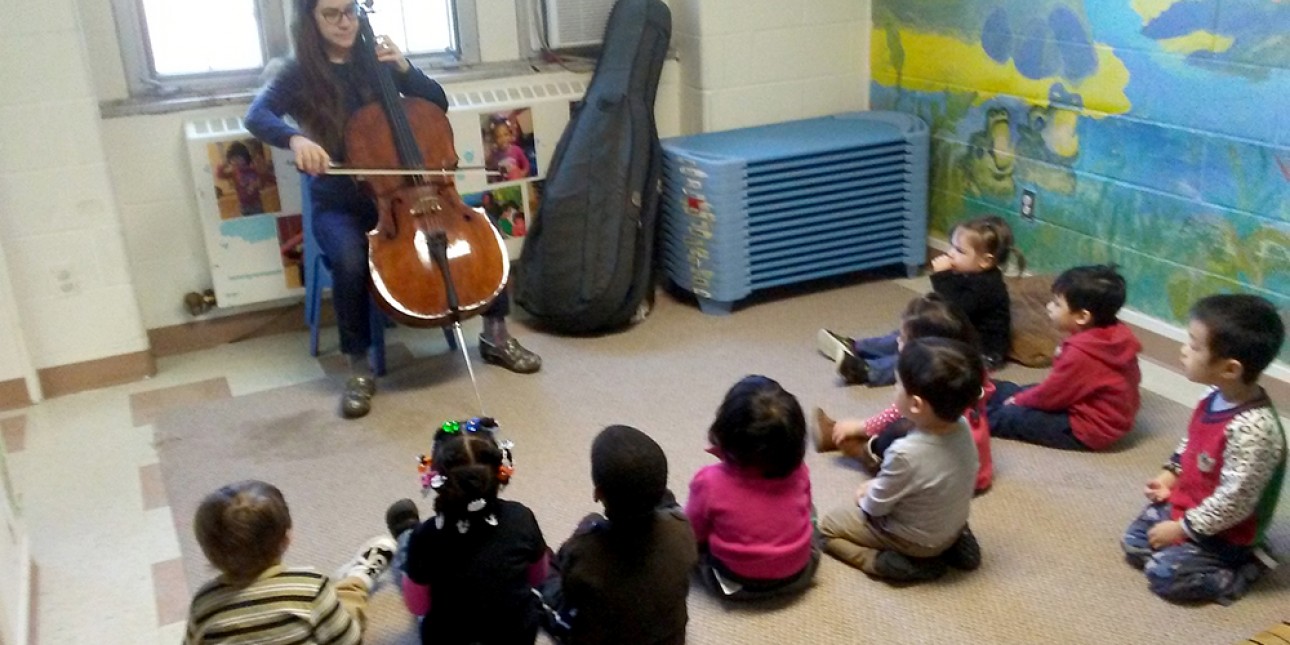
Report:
871,27,1132,115
1131,0,1177,23
1157,31,1235,54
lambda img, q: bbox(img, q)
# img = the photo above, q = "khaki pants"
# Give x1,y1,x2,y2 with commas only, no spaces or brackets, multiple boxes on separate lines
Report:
818,504,948,574
335,576,372,633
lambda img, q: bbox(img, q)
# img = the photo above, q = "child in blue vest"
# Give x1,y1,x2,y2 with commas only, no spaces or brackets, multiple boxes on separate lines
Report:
1122,294,1285,604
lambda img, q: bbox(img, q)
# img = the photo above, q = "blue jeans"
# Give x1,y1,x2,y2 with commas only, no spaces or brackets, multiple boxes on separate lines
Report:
854,331,899,386
985,381,1087,450
312,189,509,356
1122,502,1261,604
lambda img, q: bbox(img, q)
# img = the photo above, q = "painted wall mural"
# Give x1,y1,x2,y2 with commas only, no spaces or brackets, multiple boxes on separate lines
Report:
871,0,1289,361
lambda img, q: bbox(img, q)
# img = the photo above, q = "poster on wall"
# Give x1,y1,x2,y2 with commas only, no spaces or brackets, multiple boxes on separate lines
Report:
480,107,539,184
185,119,304,308
206,138,280,218
461,179,545,259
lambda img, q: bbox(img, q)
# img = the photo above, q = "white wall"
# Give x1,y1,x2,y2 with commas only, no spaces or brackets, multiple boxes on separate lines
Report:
91,1,683,332
671,0,871,133
0,0,148,378
3,0,870,374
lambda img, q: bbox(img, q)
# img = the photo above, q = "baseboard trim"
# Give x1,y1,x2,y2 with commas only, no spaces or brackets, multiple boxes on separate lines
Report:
0,379,31,411
37,350,156,399
147,301,325,358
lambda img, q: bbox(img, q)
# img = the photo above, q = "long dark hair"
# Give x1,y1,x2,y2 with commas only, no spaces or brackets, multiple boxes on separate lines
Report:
288,0,360,156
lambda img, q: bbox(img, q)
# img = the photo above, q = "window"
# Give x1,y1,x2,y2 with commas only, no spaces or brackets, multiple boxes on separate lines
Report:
111,0,482,97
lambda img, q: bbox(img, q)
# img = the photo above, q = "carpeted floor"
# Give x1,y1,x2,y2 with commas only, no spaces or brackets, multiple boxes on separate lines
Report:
155,278,1290,644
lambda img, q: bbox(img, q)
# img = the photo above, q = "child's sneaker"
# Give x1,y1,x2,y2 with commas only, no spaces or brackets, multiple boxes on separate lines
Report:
938,525,981,571
837,353,869,386
816,329,855,364
338,535,397,589
386,498,420,539
873,550,947,582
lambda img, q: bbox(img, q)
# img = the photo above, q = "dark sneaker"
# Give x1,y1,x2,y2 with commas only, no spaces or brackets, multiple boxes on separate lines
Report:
939,525,982,571
873,550,947,582
838,353,869,386
385,498,420,539
479,335,542,374
340,376,376,419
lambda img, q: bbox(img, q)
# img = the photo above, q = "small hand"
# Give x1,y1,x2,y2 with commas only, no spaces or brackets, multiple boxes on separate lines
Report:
289,136,331,176
1143,472,1177,502
1144,481,1169,503
930,255,953,273
375,35,410,73
1147,520,1186,549
854,479,873,505
1003,395,1017,406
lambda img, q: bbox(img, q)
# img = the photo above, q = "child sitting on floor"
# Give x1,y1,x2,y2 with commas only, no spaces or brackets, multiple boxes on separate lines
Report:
817,215,1023,385
539,425,698,645
818,337,983,582
386,419,548,644
816,293,994,493
1122,294,1285,605
686,375,819,600
985,264,1142,451
185,480,395,644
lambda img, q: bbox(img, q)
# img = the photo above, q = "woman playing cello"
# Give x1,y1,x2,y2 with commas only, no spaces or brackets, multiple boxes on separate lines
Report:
246,0,542,420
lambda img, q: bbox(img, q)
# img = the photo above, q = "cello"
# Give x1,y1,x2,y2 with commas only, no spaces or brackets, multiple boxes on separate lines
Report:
341,0,509,410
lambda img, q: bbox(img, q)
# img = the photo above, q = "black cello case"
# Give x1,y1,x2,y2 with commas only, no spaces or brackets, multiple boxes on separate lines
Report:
515,0,671,333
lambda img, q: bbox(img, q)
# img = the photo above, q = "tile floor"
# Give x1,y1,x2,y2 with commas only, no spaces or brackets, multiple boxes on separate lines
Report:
0,300,1278,644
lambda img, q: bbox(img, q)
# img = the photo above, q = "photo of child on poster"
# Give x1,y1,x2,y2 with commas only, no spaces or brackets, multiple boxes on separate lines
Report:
462,184,527,238
276,214,305,289
208,138,280,219
481,108,538,184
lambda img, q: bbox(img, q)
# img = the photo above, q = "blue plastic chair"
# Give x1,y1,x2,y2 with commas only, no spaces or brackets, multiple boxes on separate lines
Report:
300,179,455,377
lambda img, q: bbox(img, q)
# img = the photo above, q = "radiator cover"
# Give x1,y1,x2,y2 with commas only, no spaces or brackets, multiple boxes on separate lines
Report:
659,111,929,314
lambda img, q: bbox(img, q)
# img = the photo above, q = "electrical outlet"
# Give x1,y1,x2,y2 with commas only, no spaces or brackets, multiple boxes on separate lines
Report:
1020,189,1037,221
50,264,81,297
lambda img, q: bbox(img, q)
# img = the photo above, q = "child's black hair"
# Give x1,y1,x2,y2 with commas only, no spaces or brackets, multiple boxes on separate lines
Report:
225,141,253,164
897,337,985,422
707,375,806,479
901,293,980,350
432,429,504,519
591,425,668,527
1052,264,1127,328
1191,294,1286,384
955,215,1026,275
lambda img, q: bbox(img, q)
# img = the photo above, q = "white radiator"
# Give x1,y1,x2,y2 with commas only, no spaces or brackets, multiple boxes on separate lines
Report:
183,72,588,308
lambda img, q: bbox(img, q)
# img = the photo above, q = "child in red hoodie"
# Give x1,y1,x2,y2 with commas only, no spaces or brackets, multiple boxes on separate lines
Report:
986,265,1141,450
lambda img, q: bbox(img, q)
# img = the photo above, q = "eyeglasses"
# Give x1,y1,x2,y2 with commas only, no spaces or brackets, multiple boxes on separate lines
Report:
319,4,359,25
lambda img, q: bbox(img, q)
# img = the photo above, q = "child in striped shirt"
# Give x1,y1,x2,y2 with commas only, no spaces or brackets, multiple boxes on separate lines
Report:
184,480,395,644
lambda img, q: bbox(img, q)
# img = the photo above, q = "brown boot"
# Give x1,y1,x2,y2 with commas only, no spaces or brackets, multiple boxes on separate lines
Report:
852,436,882,474
813,407,838,452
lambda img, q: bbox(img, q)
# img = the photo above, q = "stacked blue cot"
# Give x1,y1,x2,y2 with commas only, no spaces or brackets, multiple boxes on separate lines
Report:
659,111,929,314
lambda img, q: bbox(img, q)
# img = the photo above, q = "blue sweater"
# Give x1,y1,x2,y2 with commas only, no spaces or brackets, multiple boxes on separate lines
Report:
244,59,448,209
